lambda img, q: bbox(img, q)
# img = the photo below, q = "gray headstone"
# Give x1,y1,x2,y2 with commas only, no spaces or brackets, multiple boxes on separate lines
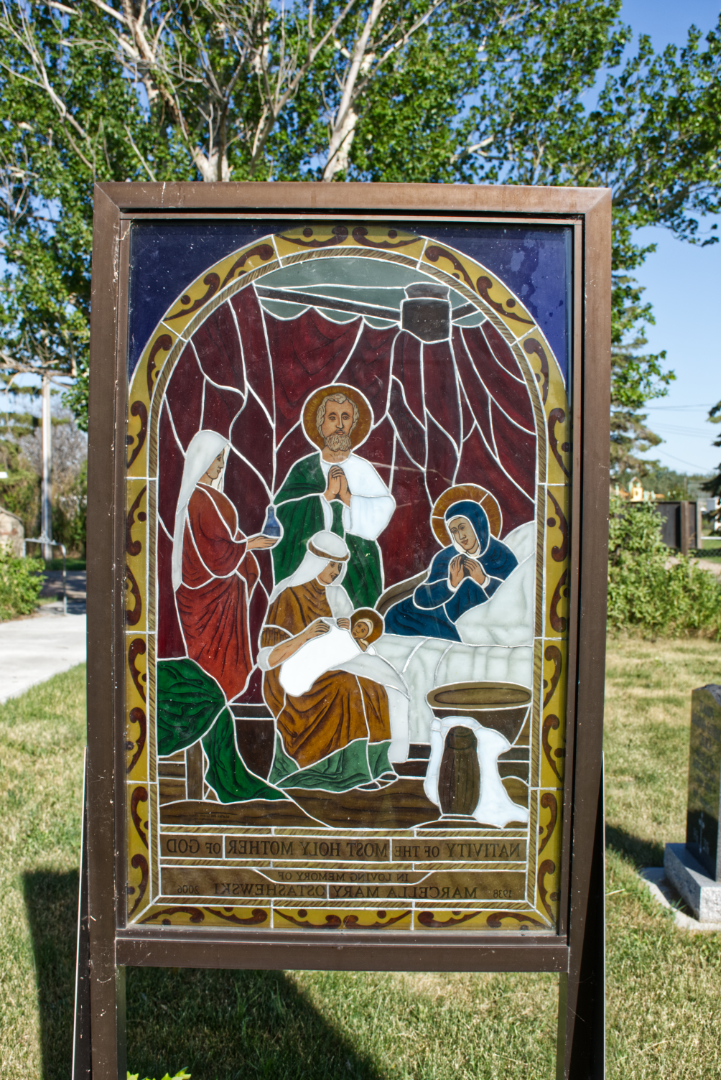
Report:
686,685,721,880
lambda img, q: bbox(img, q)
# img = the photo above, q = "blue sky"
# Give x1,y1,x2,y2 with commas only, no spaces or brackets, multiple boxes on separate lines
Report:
617,0,721,476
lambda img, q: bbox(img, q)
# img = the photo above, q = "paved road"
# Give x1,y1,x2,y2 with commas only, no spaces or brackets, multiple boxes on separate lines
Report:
40,570,87,613
0,608,87,703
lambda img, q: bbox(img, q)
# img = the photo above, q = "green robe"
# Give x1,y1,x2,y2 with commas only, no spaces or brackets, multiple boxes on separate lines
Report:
157,658,285,804
272,454,383,608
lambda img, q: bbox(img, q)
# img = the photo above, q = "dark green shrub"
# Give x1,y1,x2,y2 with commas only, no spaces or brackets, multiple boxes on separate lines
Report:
607,494,721,637
0,549,44,620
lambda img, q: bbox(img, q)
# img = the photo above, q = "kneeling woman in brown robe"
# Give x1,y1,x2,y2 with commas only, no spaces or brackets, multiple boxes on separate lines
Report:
258,531,393,792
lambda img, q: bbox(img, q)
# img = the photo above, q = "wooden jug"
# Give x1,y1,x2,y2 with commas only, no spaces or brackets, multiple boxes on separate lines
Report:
438,726,481,816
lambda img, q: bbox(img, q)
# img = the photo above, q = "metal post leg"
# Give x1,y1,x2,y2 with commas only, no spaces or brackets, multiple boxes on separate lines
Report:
75,754,127,1079
556,760,606,1079
73,761,91,1079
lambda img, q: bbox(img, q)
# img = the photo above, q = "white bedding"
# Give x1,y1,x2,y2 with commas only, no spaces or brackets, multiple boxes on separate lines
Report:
455,521,535,647
374,521,536,742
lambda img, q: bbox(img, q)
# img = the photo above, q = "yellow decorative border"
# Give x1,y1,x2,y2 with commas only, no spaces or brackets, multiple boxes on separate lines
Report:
125,222,570,930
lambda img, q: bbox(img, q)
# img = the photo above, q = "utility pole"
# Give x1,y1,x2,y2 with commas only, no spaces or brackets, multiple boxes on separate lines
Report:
41,373,52,561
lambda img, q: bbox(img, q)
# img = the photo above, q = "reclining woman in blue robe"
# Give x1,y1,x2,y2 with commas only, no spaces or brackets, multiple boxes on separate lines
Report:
384,499,518,642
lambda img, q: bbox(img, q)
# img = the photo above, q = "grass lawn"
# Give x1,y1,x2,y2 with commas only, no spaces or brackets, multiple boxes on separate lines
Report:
1,637,720,1079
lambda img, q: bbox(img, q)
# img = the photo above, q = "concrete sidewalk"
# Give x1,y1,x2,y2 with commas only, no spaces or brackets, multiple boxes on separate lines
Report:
0,608,87,703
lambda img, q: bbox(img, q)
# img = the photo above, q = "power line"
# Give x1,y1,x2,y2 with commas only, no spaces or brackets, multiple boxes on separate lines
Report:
651,425,720,439
646,449,715,472
645,403,717,411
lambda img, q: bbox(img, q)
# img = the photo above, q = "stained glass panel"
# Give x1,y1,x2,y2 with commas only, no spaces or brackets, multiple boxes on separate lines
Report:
124,220,571,933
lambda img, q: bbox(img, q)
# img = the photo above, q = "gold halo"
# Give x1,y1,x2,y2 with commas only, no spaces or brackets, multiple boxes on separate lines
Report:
431,484,502,547
350,607,384,645
301,384,373,451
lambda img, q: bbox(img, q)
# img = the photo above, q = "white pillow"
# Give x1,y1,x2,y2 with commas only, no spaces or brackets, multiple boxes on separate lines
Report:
455,551,535,647
502,520,535,562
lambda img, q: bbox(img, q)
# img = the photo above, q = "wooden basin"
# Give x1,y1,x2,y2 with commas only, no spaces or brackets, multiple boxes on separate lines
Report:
426,682,531,746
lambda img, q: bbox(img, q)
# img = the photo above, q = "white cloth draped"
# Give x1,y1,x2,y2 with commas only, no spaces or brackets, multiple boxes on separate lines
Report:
280,630,408,698
318,453,395,541
259,526,410,762
279,629,410,763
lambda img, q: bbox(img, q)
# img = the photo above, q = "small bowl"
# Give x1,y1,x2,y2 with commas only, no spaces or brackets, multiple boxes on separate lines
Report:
426,682,531,746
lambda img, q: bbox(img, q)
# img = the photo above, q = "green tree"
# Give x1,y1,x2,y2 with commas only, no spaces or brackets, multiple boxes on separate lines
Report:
703,401,721,502
0,408,40,533
0,2,164,426
607,493,721,637
450,5,721,475
0,547,44,620
0,0,480,422
333,1,719,473
1,0,720,444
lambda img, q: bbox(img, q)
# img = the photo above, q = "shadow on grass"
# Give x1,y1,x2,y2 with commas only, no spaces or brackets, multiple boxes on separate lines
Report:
22,869,79,1080
22,869,383,1080
127,966,384,1080
606,822,664,870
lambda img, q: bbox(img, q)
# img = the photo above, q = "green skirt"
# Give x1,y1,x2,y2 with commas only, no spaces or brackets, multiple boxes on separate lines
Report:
269,733,392,792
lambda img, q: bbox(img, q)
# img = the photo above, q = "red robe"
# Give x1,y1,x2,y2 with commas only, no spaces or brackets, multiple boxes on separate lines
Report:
176,484,259,700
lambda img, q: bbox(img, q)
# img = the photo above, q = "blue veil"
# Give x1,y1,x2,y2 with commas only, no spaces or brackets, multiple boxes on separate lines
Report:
384,497,520,641
444,500,517,579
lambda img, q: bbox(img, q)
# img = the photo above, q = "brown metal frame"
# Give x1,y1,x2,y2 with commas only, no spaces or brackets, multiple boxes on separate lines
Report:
83,182,610,1080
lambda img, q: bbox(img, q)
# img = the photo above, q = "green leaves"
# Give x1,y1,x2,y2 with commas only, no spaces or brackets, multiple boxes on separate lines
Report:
466,0,630,187
466,8,721,248
458,5,720,456
0,551,44,621
607,494,721,638
1,1,720,448
0,1,155,418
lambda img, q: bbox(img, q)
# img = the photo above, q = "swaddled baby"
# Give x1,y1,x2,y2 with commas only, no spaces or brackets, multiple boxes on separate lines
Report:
279,608,383,696
279,607,410,764
350,608,383,652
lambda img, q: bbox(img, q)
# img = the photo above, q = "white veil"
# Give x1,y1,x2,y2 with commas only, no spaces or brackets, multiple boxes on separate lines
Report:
172,430,229,590
269,530,349,603
263,528,409,754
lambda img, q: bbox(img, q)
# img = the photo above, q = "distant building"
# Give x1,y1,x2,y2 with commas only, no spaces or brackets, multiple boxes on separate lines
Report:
612,486,701,552
614,479,658,503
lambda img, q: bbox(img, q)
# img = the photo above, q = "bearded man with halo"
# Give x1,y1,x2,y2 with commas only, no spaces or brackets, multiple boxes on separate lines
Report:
271,384,395,608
